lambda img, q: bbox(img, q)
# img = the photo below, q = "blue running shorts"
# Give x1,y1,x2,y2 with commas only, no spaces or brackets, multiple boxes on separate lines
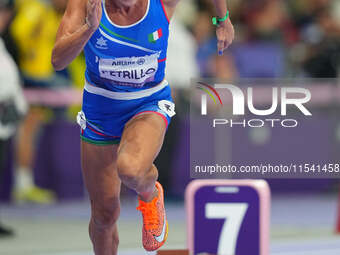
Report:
77,80,175,145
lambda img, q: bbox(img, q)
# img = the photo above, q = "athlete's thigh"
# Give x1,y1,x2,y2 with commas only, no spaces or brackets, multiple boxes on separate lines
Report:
118,113,167,167
81,141,121,202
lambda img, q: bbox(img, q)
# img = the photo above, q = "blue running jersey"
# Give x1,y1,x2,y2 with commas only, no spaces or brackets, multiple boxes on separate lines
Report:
84,0,170,92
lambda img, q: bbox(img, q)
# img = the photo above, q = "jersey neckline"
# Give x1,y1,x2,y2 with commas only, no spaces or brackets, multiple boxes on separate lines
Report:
103,0,151,29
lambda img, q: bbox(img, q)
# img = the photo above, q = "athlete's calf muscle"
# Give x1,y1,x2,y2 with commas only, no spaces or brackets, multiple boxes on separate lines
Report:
81,141,121,255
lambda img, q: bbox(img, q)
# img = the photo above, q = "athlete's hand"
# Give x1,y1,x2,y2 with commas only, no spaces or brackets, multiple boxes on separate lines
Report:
86,0,102,31
216,19,235,55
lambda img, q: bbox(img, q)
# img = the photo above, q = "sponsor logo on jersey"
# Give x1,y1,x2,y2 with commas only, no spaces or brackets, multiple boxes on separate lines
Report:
96,37,108,49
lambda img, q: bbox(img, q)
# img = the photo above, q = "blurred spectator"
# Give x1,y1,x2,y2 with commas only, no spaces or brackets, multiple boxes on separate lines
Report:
286,0,340,77
0,0,27,237
231,0,287,78
194,8,217,77
167,15,198,87
191,0,340,79
9,0,70,204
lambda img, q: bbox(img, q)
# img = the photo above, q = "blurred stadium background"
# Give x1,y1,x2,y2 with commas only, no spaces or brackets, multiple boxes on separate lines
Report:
1,0,340,254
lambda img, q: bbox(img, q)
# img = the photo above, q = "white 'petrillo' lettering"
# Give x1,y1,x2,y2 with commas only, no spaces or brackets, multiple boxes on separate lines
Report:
101,68,156,80
99,52,160,87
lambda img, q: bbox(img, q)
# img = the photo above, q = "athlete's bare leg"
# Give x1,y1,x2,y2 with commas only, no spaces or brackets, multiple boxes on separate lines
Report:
81,113,166,255
81,142,121,255
117,113,167,202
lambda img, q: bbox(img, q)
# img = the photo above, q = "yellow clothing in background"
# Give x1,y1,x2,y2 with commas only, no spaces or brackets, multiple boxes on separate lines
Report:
11,0,62,80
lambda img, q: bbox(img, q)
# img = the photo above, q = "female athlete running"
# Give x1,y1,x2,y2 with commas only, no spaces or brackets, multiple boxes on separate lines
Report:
52,0,234,253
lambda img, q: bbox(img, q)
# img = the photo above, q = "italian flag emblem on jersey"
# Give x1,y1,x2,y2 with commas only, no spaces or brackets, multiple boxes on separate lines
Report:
148,28,163,43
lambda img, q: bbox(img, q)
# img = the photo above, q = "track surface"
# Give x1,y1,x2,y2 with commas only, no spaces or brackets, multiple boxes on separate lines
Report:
1,194,339,255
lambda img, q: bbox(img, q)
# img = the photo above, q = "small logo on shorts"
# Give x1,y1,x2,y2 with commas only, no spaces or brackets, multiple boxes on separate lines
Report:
158,100,176,118
77,111,87,130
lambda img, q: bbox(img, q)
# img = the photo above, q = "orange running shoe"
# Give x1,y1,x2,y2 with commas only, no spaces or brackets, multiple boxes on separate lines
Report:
137,181,169,251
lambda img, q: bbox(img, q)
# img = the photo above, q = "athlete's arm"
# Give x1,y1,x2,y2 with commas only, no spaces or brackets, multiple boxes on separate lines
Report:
52,0,102,71
163,0,234,55
212,0,235,55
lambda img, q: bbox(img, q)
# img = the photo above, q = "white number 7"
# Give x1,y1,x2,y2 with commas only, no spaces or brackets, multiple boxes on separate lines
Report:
205,203,249,255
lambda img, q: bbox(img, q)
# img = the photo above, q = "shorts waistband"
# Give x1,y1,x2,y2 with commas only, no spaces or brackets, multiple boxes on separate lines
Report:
84,80,169,100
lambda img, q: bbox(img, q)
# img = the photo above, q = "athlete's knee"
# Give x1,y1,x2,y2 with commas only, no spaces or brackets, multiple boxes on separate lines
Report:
117,153,148,186
91,197,120,228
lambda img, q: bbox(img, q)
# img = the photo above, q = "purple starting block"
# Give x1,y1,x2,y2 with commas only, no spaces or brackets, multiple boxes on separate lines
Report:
185,180,271,255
